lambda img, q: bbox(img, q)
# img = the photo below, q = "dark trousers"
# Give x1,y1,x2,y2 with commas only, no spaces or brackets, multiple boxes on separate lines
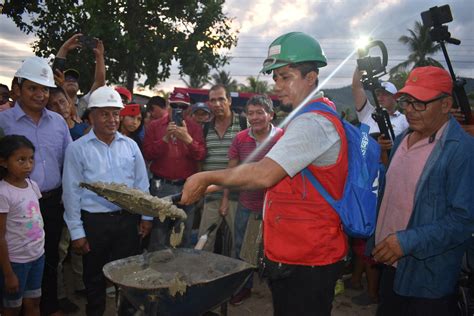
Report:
81,211,140,316
148,180,195,251
268,261,343,316
39,188,64,315
377,266,459,316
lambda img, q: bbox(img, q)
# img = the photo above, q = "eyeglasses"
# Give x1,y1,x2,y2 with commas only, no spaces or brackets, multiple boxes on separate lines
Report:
170,103,189,110
397,95,448,112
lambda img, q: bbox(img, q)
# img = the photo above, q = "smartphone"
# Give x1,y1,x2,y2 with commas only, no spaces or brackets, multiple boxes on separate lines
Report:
52,57,66,72
79,35,98,49
172,108,184,126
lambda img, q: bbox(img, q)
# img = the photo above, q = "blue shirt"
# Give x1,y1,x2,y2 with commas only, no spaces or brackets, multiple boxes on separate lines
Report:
62,129,150,240
0,103,72,192
370,117,474,298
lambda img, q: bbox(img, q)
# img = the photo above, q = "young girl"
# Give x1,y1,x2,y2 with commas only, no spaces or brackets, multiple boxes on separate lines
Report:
0,135,45,316
119,103,144,149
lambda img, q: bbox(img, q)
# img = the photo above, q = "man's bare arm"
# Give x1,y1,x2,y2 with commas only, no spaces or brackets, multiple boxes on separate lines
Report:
181,157,287,205
89,40,106,93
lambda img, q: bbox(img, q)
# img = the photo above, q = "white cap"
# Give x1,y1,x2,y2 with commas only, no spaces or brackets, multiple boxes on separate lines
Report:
88,86,124,109
380,81,397,95
15,56,56,88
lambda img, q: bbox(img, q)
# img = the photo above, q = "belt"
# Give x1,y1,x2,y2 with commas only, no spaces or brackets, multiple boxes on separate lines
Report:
153,176,186,186
41,187,62,200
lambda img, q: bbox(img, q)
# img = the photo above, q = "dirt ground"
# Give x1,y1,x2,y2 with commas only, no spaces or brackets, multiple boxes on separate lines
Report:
63,259,376,316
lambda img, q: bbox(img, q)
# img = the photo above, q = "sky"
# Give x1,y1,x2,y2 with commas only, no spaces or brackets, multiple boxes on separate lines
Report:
0,0,473,95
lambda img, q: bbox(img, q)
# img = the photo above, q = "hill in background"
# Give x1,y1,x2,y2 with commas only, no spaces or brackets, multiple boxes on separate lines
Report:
325,77,474,122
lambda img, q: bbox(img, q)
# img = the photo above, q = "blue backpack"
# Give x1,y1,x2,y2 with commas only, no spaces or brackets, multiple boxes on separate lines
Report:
296,101,381,238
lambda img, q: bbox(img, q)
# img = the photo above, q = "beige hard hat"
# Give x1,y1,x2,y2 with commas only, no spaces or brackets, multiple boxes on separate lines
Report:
15,56,56,88
88,86,124,109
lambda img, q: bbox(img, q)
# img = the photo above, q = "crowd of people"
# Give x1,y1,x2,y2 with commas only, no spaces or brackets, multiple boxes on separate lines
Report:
0,30,473,316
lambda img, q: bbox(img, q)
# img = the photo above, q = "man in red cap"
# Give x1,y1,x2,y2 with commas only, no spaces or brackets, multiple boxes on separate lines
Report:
371,66,474,316
143,91,206,249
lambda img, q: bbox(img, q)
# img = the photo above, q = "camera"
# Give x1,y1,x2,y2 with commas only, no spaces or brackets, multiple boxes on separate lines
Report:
421,5,459,44
421,5,453,28
79,35,98,49
172,108,184,126
357,56,384,78
356,40,388,89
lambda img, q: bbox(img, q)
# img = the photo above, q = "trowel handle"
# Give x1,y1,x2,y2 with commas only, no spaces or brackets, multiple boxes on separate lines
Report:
170,193,183,205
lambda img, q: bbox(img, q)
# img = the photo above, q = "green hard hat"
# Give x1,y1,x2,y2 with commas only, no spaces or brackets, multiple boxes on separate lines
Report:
261,32,327,74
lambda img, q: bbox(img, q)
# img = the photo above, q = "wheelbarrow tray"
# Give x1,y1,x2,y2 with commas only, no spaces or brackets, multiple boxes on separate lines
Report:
103,248,254,315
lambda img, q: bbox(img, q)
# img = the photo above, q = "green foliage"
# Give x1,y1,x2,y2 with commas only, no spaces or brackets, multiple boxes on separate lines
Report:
389,71,409,90
238,76,273,94
1,0,40,32
390,21,443,76
5,0,237,91
181,73,210,89
208,70,238,91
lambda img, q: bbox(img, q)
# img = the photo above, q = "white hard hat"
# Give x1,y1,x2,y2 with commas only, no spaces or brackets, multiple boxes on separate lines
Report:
15,56,56,88
380,81,397,95
88,86,124,109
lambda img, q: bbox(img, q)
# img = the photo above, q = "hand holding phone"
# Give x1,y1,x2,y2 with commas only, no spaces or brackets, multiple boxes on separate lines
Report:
79,35,98,49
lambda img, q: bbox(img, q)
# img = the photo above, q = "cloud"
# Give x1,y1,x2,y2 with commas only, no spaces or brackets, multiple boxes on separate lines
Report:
1,0,473,91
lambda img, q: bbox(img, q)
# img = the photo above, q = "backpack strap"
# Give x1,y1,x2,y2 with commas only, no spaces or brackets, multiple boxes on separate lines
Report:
302,168,339,210
296,101,339,118
296,100,343,210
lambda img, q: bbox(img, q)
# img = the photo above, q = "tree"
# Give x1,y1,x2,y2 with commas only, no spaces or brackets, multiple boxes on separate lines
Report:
181,73,210,89
388,71,410,90
6,1,237,92
238,76,273,94
208,70,238,91
1,0,40,31
390,21,443,75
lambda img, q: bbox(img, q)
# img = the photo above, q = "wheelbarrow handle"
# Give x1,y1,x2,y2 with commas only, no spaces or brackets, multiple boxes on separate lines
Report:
170,193,183,205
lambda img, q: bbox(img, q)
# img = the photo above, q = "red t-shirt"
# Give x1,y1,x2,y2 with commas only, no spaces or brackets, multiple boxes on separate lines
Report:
143,114,206,180
228,126,283,211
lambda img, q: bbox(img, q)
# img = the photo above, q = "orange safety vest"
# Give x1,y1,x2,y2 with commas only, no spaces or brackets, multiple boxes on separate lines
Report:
263,104,349,266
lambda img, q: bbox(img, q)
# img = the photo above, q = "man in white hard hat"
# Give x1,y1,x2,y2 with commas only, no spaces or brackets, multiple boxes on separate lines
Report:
0,56,72,316
62,86,152,316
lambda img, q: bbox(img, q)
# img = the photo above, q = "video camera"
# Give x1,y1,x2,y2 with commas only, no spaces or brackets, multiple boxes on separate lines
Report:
357,40,395,141
421,4,472,125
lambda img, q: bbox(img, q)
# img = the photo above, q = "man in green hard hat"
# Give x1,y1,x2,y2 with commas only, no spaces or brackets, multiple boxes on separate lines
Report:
181,32,348,315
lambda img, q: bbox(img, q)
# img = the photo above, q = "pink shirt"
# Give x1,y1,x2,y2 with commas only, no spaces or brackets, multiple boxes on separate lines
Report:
0,179,45,263
375,122,448,254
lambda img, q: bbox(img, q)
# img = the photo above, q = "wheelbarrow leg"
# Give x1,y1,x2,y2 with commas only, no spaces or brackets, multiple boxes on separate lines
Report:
220,302,228,316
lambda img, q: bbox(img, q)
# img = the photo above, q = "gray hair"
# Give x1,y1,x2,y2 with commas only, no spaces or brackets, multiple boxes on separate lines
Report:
246,94,274,113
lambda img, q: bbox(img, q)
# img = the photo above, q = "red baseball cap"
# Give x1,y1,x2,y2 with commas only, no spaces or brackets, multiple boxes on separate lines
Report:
120,104,141,117
115,86,132,102
395,66,452,102
169,91,190,105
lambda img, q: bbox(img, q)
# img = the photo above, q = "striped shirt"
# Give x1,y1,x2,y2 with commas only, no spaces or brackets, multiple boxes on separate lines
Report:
228,125,283,211
203,113,243,200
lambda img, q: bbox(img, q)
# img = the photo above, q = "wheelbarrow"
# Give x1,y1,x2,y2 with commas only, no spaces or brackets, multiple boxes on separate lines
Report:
103,248,254,315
